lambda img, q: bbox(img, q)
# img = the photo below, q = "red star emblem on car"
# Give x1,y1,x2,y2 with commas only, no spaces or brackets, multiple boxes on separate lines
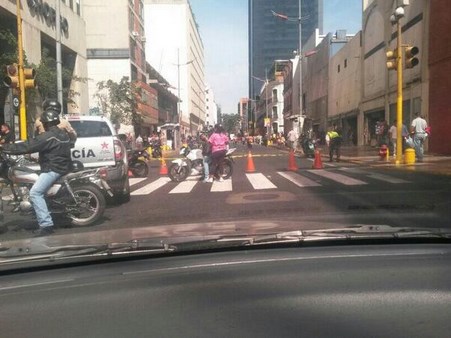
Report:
101,142,109,149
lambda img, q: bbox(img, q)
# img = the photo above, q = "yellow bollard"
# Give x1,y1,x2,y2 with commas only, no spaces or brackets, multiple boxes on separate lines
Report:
404,148,416,165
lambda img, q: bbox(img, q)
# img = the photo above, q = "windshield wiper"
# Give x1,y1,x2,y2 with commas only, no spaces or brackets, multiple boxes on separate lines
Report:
1,226,450,264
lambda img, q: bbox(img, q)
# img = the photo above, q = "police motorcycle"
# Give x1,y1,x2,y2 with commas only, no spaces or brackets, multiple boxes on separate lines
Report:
0,153,112,227
168,144,236,182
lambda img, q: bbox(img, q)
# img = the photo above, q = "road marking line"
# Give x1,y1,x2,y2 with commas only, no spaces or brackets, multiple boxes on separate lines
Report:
169,180,197,194
277,171,321,187
307,169,367,186
246,173,277,190
131,177,171,195
129,178,147,186
366,173,410,184
211,179,233,192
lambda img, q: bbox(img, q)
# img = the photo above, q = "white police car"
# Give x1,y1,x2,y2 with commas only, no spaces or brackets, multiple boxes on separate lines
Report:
67,115,130,203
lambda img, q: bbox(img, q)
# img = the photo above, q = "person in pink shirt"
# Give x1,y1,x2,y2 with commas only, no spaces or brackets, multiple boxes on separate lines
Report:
208,124,229,182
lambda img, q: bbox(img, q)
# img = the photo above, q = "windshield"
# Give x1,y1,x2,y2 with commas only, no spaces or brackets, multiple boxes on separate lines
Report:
0,0,449,259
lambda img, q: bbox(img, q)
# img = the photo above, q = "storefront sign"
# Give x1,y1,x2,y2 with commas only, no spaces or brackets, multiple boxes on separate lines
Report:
27,0,69,34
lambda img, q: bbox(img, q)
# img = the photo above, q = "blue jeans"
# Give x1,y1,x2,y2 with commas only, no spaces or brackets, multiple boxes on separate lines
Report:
413,133,427,160
30,171,61,228
203,155,211,179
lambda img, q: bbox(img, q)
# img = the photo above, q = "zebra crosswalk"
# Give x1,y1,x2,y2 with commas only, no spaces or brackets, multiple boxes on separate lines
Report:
129,168,411,196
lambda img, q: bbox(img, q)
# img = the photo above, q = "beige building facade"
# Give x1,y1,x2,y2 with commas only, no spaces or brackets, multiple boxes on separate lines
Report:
0,0,89,114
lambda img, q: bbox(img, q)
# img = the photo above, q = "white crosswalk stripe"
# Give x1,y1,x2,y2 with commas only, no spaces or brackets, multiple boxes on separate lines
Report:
246,173,277,190
211,179,233,192
129,168,412,196
307,169,367,186
129,178,147,186
169,180,197,194
131,177,171,196
277,171,320,187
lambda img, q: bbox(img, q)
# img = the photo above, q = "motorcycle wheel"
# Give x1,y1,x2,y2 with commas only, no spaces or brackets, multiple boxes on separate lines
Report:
68,184,106,227
222,160,233,179
130,160,149,177
168,163,189,182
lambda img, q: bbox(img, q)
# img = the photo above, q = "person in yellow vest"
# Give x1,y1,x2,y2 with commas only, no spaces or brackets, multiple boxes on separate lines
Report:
326,124,342,162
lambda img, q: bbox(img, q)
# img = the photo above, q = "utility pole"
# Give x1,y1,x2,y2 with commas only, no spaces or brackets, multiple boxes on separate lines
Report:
387,2,418,164
16,0,27,140
56,0,63,106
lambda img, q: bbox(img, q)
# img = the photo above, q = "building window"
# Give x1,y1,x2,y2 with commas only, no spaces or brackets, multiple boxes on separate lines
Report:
344,59,348,68
272,106,278,119
69,0,73,10
338,64,340,73
272,89,278,102
76,0,80,15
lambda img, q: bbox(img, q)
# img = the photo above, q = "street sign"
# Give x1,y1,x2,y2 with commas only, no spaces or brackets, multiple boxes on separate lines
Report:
12,95,19,111
264,118,270,127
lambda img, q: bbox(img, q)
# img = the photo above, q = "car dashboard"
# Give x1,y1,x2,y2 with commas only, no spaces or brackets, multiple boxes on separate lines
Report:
0,243,450,337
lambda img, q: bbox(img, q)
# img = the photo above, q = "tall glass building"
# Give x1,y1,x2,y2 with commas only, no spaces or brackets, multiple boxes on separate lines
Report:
249,0,323,99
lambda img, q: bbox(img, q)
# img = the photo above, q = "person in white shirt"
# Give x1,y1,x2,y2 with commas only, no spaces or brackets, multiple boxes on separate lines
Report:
287,129,298,150
410,112,428,162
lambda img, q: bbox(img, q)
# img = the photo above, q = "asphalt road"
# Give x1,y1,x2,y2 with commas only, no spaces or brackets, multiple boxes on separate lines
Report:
1,143,451,241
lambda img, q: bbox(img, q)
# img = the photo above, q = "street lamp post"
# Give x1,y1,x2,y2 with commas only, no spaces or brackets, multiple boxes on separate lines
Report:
388,3,409,165
174,48,195,146
251,73,270,137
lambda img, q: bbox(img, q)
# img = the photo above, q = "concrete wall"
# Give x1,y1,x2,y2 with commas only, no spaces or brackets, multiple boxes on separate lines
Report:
360,0,429,146
328,32,362,118
428,0,451,154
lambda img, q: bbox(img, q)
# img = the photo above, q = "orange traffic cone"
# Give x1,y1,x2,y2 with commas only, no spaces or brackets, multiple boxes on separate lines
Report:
159,158,168,175
246,151,256,173
287,149,299,171
312,149,324,169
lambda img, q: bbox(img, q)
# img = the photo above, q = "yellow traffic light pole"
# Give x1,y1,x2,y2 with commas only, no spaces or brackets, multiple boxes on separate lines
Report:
395,19,403,165
16,0,28,140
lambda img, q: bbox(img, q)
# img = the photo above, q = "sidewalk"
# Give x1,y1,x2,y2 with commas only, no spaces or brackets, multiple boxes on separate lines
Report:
327,145,451,175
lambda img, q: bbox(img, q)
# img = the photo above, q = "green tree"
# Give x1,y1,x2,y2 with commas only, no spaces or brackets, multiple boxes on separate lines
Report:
1,29,84,111
222,113,241,135
95,76,142,128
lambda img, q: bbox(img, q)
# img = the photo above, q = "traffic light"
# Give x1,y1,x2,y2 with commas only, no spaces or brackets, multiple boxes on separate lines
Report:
386,49,398,71
405,45,419,69
23,67,36,89
3,64,36,89
3,64,19,88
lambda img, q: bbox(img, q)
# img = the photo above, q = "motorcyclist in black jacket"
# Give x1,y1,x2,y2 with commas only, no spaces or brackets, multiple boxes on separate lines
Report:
1,105,72,237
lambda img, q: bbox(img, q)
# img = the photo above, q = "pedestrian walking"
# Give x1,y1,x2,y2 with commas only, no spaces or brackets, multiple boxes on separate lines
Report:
208,124,229,182
410,112,428,162
287,128,298,150
200,133,212,183
326,124,342,162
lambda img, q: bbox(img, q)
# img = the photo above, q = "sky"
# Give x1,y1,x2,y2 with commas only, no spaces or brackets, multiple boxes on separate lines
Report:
189,0,362,115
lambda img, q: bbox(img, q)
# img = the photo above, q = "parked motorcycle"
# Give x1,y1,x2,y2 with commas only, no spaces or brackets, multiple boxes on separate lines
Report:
128,149,150,177
168,146,236,182
0,153,112,227
143,139,162,159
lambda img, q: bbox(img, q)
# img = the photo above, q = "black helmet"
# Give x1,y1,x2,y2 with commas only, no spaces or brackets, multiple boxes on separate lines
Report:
41,108,61,123
42,99,62,114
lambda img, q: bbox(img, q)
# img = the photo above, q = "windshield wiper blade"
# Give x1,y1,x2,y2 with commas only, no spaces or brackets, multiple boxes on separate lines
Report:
265,225,451,242
1,226,450,264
